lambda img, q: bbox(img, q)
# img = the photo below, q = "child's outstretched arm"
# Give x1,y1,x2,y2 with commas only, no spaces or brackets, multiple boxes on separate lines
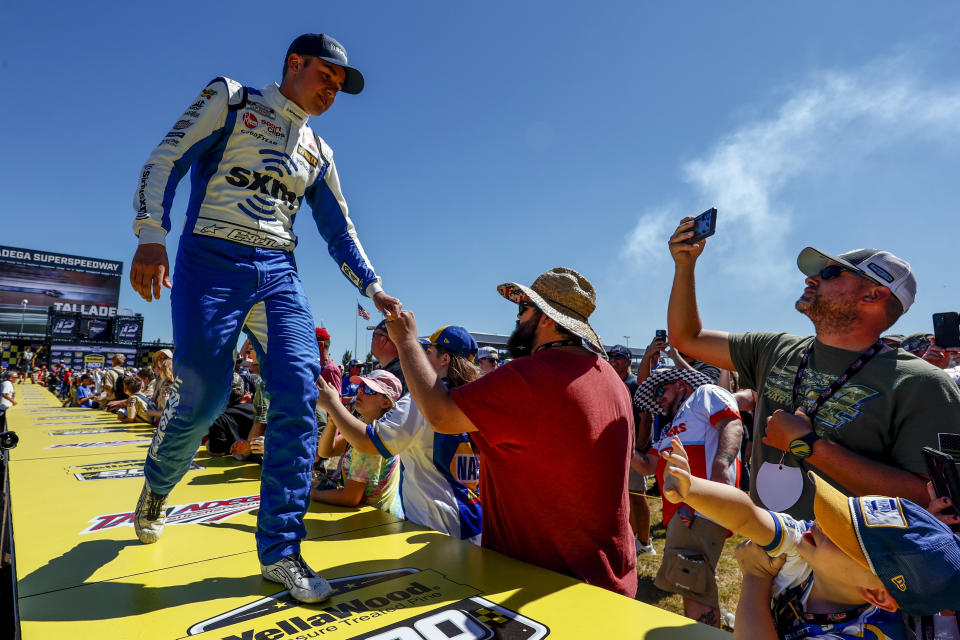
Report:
662,437,778,546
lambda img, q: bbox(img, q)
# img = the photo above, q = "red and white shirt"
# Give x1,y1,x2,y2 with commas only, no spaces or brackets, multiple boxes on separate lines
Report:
651,384,742,527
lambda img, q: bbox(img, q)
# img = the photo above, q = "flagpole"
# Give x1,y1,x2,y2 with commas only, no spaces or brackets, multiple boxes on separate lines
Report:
354,299,358,361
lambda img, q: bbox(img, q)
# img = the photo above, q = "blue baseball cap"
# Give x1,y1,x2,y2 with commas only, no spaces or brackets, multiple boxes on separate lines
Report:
428,326,478,361
810,472,960,615
286,33,364,94
607,344,631,359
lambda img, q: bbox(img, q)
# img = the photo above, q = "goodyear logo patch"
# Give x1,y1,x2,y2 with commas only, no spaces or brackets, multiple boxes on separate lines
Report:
296,144,319,167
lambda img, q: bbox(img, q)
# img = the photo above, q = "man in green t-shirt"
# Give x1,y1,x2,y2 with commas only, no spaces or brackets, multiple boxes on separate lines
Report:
664,215,960,519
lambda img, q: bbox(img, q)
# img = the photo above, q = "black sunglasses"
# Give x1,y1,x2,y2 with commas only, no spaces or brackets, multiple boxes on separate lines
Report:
817,264,853,280
518,301,538,316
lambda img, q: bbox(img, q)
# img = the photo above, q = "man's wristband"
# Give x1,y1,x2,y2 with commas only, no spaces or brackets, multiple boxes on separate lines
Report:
789,431,821,459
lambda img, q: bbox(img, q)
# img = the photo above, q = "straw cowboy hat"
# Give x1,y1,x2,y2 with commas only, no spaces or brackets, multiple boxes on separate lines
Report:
497,267,605,354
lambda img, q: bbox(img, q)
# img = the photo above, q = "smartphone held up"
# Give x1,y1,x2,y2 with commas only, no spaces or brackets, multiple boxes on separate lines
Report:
684,207,717,244
933,312,960,350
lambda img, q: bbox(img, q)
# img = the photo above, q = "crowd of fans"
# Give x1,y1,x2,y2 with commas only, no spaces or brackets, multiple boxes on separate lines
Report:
5,215,960,639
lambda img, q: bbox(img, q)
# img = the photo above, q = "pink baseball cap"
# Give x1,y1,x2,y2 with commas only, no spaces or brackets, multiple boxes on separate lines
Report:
351,369,402,405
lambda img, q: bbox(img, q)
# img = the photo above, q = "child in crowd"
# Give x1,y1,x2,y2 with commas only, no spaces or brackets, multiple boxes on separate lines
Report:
660,437,960,639
117,376,155,424
311,369,402,519
76,374,98,408
315,326,482,544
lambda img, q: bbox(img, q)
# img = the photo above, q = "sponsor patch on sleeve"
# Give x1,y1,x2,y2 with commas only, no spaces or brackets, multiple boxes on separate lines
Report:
341,263,362,288
297,143,319,167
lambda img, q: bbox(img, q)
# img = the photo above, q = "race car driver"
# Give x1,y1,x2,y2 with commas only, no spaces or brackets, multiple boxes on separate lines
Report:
128,33,400,604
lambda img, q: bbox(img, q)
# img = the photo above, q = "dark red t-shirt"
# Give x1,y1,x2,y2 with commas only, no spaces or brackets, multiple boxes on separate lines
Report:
451,348,637,597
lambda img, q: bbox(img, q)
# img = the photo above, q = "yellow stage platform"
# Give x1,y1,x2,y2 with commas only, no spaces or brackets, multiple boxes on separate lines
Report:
7,384,730,639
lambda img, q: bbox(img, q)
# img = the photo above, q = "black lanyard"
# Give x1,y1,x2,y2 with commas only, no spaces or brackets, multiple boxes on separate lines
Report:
534,339,581,353
791,339,885,421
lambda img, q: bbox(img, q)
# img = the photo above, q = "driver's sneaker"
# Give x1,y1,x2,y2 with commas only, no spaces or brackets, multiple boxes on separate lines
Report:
134,481,169,543
261,553,333,603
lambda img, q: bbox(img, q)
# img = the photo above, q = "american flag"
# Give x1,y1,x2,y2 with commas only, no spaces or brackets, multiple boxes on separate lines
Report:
356,302,371,320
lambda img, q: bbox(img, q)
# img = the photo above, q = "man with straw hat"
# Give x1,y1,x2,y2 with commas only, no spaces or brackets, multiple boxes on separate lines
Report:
385,267,637,597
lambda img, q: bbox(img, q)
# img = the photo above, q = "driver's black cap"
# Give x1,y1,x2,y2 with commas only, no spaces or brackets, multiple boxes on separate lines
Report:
286,33,364,95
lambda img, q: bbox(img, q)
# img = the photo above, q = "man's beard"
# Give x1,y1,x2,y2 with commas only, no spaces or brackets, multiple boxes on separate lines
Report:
795,291,860,333
506,313,539,358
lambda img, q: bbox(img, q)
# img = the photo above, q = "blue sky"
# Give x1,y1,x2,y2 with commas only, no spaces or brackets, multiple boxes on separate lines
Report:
2,2,958,360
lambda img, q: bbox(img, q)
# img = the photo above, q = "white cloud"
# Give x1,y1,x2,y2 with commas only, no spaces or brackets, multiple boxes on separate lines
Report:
621,54,960,291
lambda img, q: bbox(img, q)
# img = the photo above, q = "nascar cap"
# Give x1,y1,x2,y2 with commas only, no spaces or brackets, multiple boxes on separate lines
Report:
428,326,478,361
809,471,960,615
607,344,631,359
286,33,364,94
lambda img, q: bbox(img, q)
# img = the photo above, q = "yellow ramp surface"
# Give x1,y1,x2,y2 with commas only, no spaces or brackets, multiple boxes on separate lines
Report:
7,386,730,639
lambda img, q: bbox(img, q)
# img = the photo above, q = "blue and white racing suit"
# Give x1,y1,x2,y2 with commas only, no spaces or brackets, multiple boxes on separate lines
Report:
133,77,383,564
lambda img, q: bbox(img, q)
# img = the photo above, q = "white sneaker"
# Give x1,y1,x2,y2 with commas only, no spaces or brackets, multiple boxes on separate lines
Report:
635,537,657,557
721,607,736,629
261,553,333,603
134,481,169,544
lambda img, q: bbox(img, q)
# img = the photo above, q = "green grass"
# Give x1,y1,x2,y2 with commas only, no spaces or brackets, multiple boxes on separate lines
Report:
634,494,744,631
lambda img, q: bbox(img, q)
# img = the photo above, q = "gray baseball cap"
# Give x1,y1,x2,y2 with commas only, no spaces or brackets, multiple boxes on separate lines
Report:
798,247,917,313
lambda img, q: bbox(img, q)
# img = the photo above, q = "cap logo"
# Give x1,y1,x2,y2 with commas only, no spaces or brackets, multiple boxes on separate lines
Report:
866,262,895,283
859,497,907,529
891,575,907,592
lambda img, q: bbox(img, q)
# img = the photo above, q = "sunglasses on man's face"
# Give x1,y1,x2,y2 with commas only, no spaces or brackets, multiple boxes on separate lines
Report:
358,384,380,396
609,354,628,361
816,264,853,281
518,301,538,317
655,385,667,398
